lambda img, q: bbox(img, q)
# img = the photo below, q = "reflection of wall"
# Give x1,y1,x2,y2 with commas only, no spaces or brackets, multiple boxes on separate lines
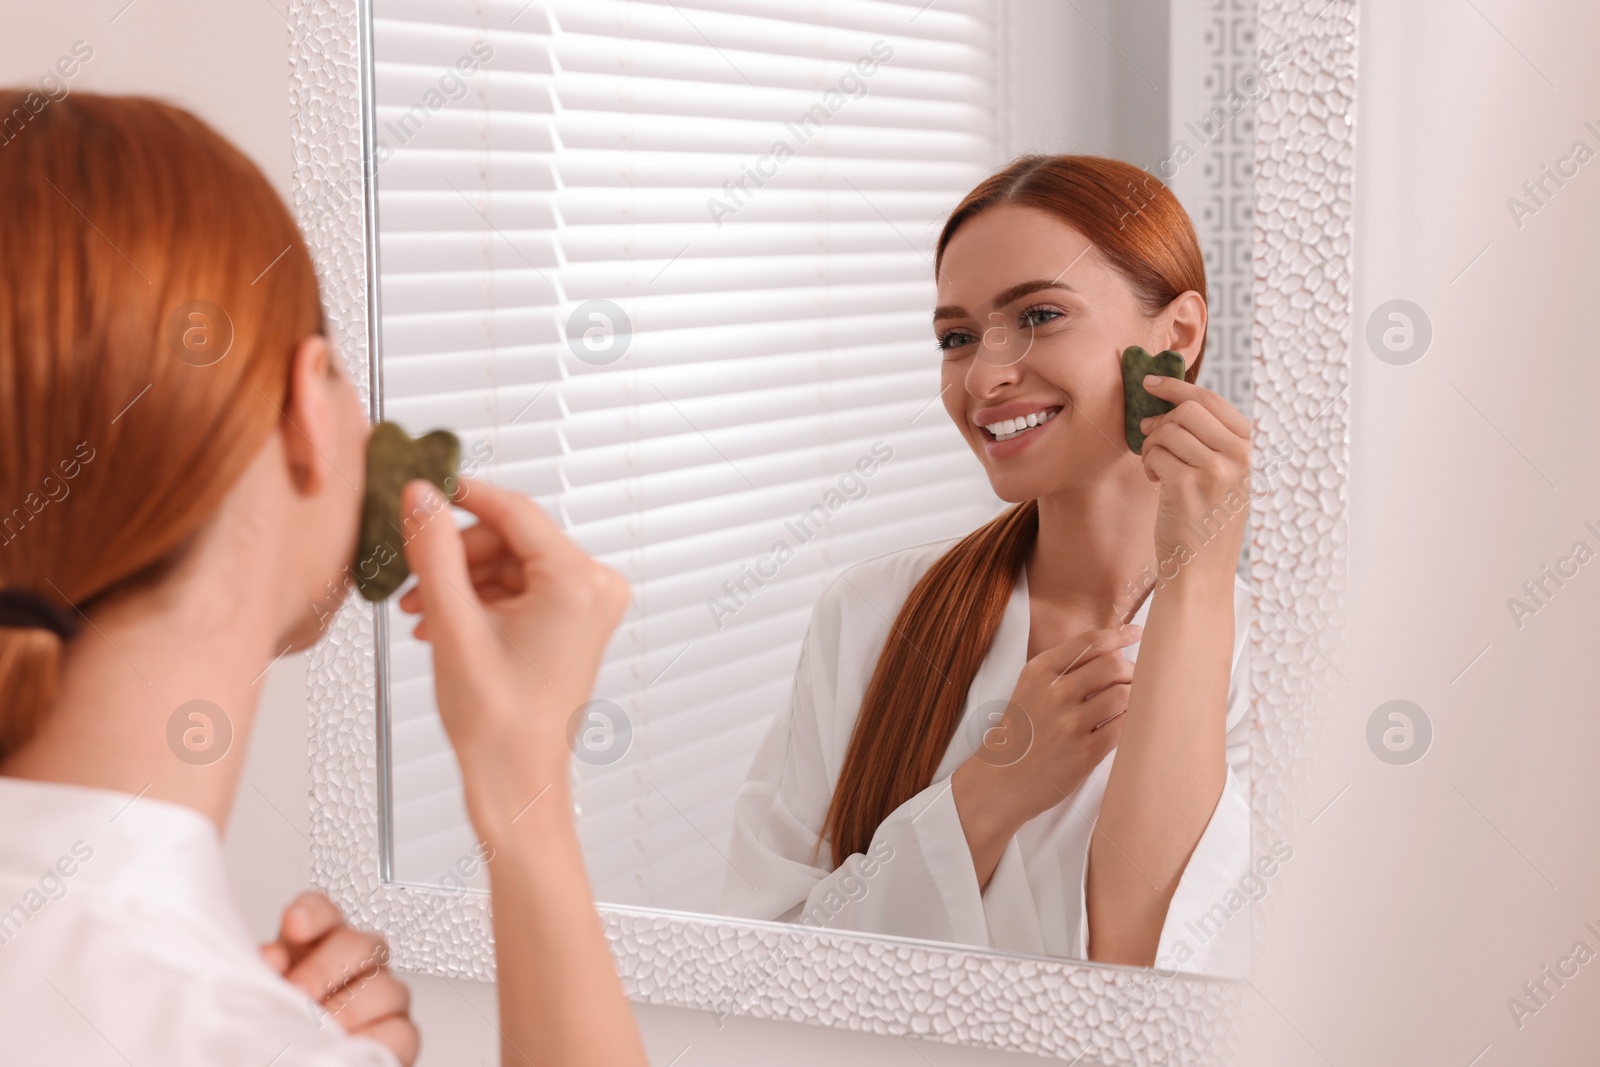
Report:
1005,0,1255,416
1002,0,1169,168
1169,0,1257,415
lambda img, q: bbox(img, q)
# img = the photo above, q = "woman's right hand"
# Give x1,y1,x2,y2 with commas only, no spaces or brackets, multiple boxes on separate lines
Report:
952,623,1141,887
399,478,648,1067
397,477,630,844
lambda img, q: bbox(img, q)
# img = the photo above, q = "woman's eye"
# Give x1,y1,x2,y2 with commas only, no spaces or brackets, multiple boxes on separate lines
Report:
1020,306,1062,329
936,329,977,352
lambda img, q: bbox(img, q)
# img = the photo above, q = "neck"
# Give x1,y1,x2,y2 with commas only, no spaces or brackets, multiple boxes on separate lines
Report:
0,558,293,833
1026,463,1161,626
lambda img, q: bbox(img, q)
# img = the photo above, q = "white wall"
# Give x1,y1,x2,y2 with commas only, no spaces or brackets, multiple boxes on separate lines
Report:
0,0,296,203
1001,0,1168,167
1241,1,1600,1063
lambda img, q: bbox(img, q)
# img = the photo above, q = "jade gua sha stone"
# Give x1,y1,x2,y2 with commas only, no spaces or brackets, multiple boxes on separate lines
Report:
354,421,461,602
1120,345,1185,454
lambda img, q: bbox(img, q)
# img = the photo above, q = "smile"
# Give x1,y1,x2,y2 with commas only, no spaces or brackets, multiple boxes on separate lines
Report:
980,406,1060,441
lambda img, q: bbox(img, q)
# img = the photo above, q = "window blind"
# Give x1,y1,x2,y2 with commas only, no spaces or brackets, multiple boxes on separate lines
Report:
375,0,1002,912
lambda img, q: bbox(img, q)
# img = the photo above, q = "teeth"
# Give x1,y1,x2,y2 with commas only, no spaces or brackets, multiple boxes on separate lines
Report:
983,408,1057,441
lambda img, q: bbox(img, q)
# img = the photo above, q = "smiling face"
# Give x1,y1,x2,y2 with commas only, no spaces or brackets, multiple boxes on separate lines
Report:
934,203,1205,504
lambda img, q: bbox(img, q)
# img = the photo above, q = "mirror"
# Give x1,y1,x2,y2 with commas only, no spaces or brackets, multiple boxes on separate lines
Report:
367,0,1269,981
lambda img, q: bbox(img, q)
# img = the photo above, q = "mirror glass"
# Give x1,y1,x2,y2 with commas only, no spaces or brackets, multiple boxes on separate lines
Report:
371,0,1263,977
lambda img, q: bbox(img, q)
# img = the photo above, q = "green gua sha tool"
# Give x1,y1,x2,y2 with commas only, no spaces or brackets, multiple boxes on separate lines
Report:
355,421,461,602
1120,345,1185,454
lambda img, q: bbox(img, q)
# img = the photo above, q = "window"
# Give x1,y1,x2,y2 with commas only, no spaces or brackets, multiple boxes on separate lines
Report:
375,0,1001,912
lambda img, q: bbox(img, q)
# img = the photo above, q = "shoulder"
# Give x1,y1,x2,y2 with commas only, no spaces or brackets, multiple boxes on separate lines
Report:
789,537,962,732
0,896,397,1065
794,537,961,686
810,537,960,630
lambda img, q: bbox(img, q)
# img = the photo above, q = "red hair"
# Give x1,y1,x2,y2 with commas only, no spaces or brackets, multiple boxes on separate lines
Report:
0,92,323,754
820,156,1207,866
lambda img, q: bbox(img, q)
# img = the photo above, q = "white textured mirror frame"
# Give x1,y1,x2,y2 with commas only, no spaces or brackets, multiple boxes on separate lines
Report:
288,1,1356,1061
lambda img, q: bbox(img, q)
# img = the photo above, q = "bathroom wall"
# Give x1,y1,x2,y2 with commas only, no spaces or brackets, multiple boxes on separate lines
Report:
0,0,298,201
1241,1,1600,1063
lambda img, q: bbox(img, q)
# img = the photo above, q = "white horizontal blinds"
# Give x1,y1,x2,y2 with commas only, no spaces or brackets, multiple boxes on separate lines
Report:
375,0,1002,910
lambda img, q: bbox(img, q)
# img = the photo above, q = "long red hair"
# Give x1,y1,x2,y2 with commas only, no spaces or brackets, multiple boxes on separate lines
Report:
819,155,1207,867
0,92,323,755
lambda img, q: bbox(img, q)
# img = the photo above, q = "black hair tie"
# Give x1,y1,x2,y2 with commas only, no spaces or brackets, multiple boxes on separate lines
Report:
0,587,80,641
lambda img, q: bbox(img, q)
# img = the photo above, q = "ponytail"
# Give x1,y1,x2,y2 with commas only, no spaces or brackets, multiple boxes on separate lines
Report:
820,502,1038,867
0,628,65,757
0,92,322,757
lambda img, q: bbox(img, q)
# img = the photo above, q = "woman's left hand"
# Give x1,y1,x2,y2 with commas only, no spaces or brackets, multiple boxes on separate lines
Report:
1136,374,1251,586
261,891,420,1066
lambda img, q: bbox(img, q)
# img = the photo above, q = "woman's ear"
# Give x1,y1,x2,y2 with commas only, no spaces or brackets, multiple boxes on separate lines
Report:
280,335,344,494
1163,290,1208,372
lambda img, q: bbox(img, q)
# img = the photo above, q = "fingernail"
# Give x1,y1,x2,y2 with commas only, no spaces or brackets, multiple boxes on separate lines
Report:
1140,417,1153,430
1144,374,1162,388
1122,623,1143,636
286,905,308,932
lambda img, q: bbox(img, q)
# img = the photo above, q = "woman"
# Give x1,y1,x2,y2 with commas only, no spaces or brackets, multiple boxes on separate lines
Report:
720,156,1252,977
0,93,646,1064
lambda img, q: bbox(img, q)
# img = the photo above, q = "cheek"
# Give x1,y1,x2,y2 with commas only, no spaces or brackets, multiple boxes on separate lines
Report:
1085,373,1121,417
1038,347,1118,416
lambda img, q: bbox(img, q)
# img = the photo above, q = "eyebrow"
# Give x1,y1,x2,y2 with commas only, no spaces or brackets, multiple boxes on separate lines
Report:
932,279,1078,322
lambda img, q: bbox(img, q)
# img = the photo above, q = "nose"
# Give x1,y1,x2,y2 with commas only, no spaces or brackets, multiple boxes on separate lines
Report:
965,328,1025,397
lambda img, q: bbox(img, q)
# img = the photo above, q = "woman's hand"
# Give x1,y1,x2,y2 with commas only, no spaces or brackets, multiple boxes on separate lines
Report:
1136,375,1251,587
951,623,1142,888
397,478,648,1067
397,477,631,846
1088,376,1244,965
260,891,418,1066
